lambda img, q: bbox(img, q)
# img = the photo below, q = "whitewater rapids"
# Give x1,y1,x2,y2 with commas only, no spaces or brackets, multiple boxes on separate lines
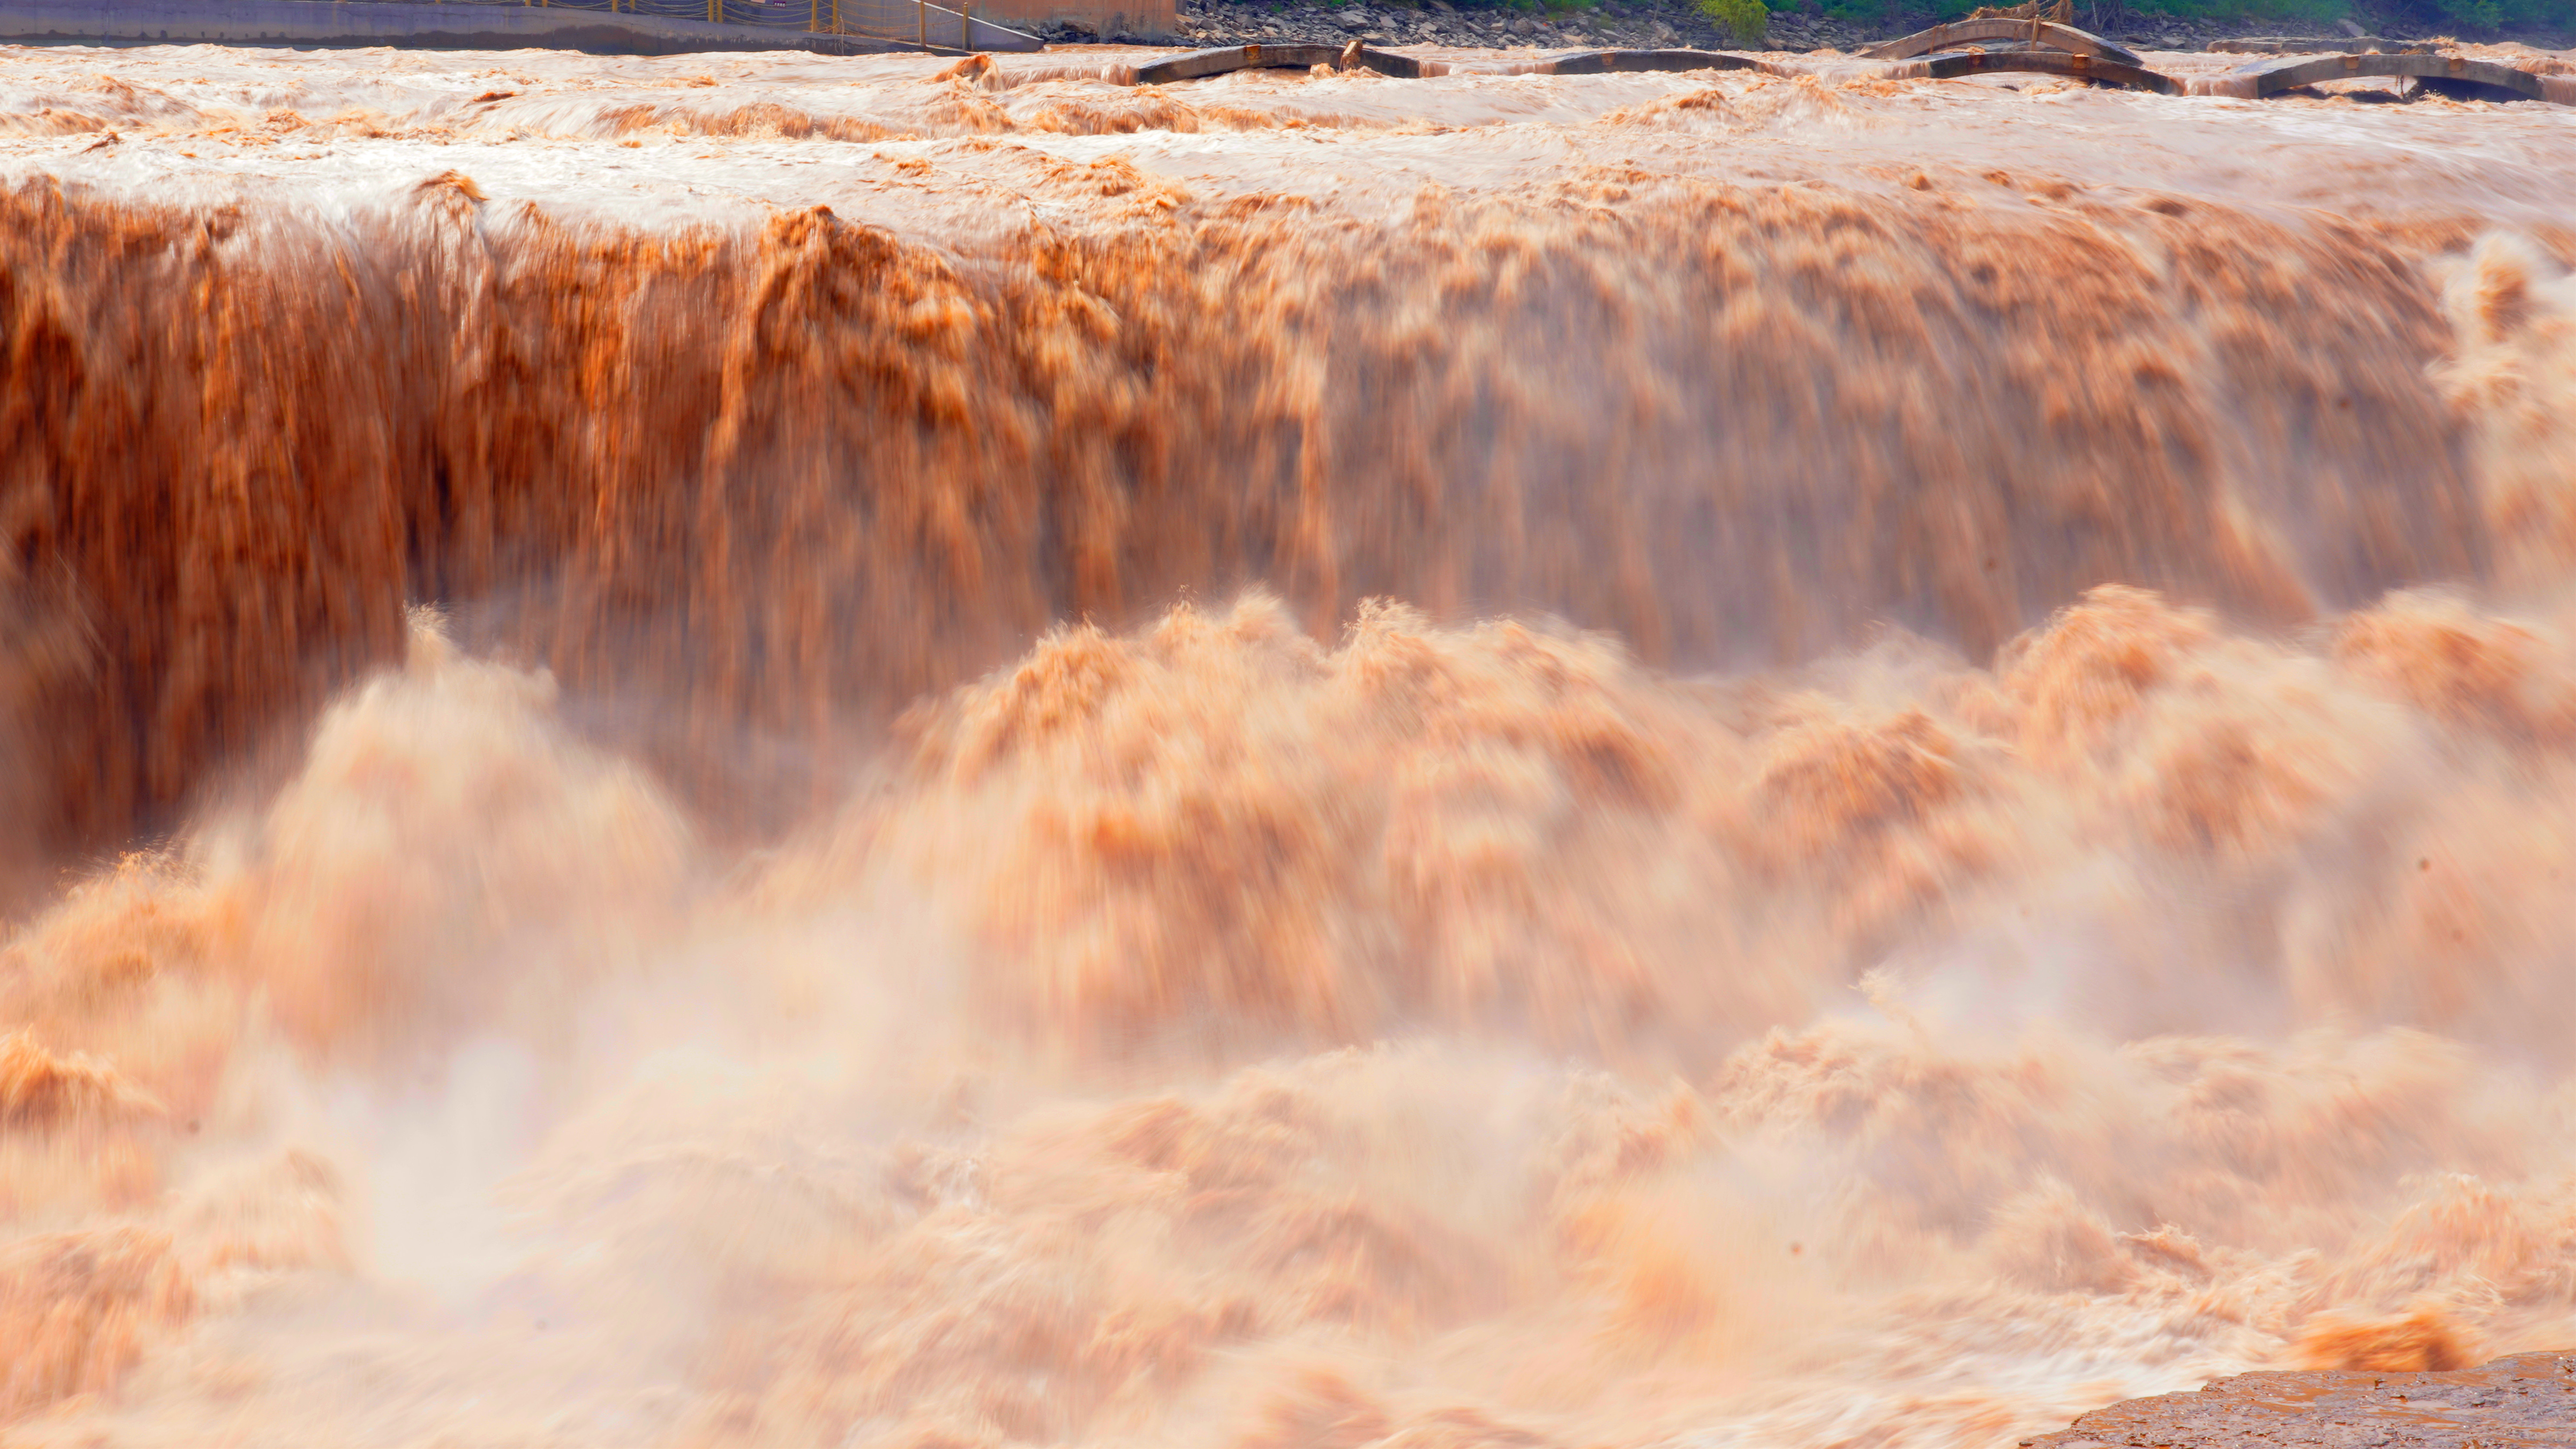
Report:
3,37,2576,1449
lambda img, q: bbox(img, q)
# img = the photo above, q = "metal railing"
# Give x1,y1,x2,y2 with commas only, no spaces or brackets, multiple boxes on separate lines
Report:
393,0,989,49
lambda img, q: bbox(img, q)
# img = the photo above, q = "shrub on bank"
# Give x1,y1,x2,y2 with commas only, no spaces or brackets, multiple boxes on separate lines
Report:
1799,0,2568,33
1700,0,1770,38
2403,0,2573,30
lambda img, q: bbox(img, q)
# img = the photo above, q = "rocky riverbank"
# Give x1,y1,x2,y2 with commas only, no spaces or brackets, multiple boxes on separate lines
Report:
1039,0,2569,55
2027,1350,2576,1449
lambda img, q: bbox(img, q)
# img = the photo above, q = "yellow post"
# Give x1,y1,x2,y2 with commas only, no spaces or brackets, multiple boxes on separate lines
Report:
918,0,925,47
809,0,817,26
960,0,969,49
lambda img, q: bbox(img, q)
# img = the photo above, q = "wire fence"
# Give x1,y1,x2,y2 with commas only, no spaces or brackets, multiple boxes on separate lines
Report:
374,0,999,47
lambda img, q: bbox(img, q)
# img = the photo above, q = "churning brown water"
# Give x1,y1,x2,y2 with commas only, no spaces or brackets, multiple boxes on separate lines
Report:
3,36,2576,1449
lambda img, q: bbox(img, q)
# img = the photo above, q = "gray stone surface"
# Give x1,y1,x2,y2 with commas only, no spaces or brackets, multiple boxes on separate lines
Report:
2029,1353,2576,1449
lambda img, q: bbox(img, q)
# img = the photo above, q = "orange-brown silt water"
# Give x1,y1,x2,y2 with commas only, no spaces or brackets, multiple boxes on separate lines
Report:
4,35,2576,1448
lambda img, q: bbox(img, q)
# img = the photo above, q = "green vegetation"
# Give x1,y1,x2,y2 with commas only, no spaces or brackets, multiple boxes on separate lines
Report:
1821,0,2574,32
1927,0,2349,23
1699,0,1771,36
2411,0,2573,30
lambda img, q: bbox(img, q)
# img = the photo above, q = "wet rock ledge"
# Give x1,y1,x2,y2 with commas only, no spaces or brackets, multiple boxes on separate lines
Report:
1077,0,2575,54
2028,1352,2576,1449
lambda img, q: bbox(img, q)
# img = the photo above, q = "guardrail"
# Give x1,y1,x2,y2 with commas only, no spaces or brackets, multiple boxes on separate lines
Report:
0,0,1047,53
381,0,996,48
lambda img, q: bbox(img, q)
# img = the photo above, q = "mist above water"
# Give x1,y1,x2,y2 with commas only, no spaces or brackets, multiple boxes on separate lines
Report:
4,40,2576,1449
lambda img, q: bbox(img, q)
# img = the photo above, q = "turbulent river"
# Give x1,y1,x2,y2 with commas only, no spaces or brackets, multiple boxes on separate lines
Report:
3,35,2576,1449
